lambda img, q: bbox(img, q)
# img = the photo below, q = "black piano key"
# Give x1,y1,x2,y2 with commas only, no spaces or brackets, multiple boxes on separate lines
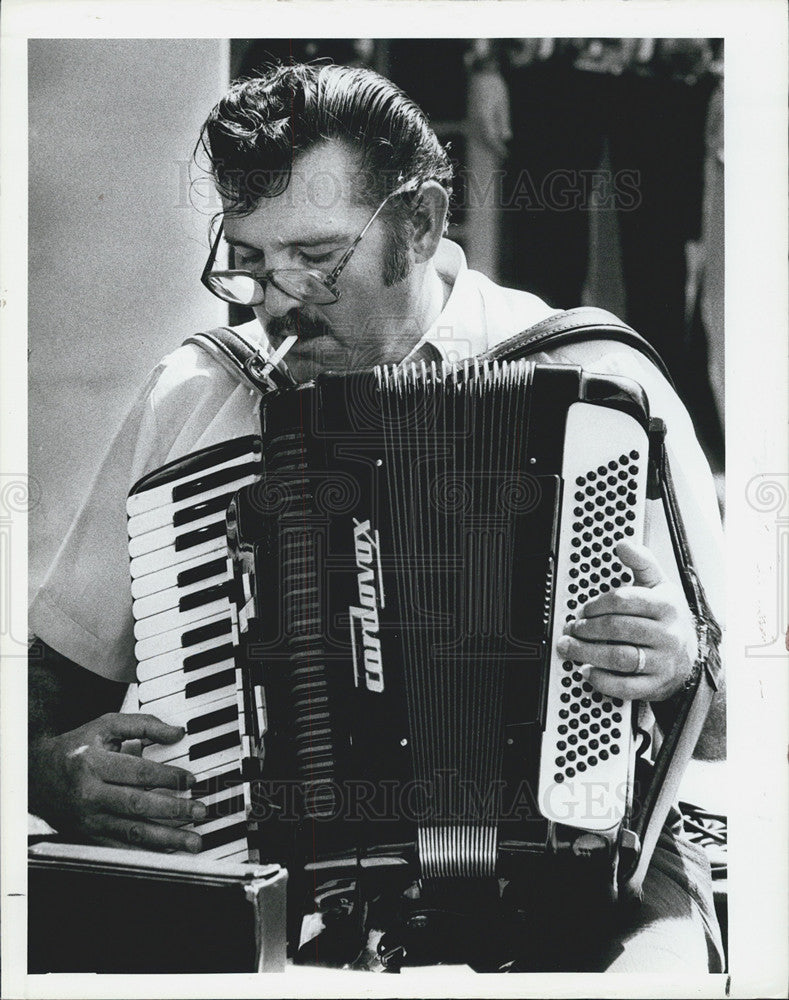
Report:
130,436,260,496
184,667,236,699
179,582,228,614
189,729,240,762
177,556,227,589
173,492,236,528
187,703,238,736
195,793,246,826
181,617,232,649
199,821,249,853
174,519,226,553
191,768,243,799
173,461,260,504
183,641,235,673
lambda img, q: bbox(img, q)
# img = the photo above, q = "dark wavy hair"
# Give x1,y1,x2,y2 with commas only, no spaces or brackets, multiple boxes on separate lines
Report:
195,62,454,284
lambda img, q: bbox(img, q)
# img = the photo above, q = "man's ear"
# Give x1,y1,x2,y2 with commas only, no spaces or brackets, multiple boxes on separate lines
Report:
410,181,450,263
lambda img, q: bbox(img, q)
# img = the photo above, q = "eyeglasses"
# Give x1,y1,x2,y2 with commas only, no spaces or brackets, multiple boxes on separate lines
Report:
201,179,418,307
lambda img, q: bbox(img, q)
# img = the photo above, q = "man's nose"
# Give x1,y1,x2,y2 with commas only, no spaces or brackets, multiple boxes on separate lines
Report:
263,281,304,319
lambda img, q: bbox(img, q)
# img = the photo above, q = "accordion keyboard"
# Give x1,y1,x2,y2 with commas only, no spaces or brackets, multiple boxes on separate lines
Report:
127,437,262,861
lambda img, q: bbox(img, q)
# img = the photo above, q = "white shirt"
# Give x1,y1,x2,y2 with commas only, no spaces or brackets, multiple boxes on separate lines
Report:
30,240,723,683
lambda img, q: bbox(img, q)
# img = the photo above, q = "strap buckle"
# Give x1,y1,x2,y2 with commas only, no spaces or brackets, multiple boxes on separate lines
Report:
244,352,292,392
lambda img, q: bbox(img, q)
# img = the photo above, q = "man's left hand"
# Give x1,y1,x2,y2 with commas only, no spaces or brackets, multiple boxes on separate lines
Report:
556,541,697,702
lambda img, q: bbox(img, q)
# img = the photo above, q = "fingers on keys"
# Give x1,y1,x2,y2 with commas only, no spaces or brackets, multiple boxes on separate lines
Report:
93,747,195,791
87,814,203,853
99,712,185,746
97,782,206,824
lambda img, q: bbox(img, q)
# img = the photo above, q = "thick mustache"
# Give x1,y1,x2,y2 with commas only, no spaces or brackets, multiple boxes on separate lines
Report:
268,311,335,343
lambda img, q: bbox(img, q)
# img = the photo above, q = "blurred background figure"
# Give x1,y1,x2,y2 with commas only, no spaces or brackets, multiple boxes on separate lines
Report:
460,38,726,762
695,66,725,441
464,38,722,473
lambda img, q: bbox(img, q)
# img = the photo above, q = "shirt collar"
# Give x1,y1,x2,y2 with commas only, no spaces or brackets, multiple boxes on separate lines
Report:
401,239,486,366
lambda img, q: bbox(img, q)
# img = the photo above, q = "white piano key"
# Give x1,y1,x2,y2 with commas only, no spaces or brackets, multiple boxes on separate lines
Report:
146,741,242,777
128,474,258,538
184,771,244,815
136,632,234,683
238,595,256,633
190,758,244,783
217,847,251,862
134,596,231,642
144,719,240,764
131,550,227,600
198,838,249,861
137,635,235,684
189,767,246,812
133,572,227,620
196,782,245,816
130,536,226,580
197,817,251,854
194,811,247,839
127,452,258,518
138,660,236,705
129,512,225,560
255,686,267,728
134,609,230,662
141,690,237,728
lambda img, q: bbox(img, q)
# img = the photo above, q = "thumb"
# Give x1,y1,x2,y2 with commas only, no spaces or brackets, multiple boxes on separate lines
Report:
615,540,665,588
100,712,185,746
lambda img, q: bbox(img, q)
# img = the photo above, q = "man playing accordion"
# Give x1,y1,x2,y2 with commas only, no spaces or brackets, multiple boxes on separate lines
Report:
29,62,724,973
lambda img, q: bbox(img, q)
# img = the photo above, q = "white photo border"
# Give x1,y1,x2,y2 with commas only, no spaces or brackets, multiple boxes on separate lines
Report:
2,2,787,998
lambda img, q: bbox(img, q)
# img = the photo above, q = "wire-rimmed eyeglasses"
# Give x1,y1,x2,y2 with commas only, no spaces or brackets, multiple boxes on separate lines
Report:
201,179,419,307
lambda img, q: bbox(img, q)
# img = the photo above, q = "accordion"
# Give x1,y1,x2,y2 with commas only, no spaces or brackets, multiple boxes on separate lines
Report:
127,358,714,906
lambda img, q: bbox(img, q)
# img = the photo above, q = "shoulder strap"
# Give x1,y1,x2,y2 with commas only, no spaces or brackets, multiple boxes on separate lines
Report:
183,325,291,393
187,309,674,389
481,306,674,386
621,434,722,896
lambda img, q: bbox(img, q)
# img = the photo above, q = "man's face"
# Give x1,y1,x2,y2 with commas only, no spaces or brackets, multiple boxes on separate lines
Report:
222,142,423,384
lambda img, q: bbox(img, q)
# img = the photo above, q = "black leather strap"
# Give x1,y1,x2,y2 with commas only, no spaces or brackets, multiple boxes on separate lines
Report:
187,309,673,390
480,306,674,386
621,441,722,893
184,326,294,392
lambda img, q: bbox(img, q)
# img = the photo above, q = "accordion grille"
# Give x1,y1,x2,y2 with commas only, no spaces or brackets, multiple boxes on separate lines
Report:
377,359,532,878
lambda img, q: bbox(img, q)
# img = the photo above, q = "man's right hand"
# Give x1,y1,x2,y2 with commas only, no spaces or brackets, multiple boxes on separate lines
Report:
29,712,206,853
